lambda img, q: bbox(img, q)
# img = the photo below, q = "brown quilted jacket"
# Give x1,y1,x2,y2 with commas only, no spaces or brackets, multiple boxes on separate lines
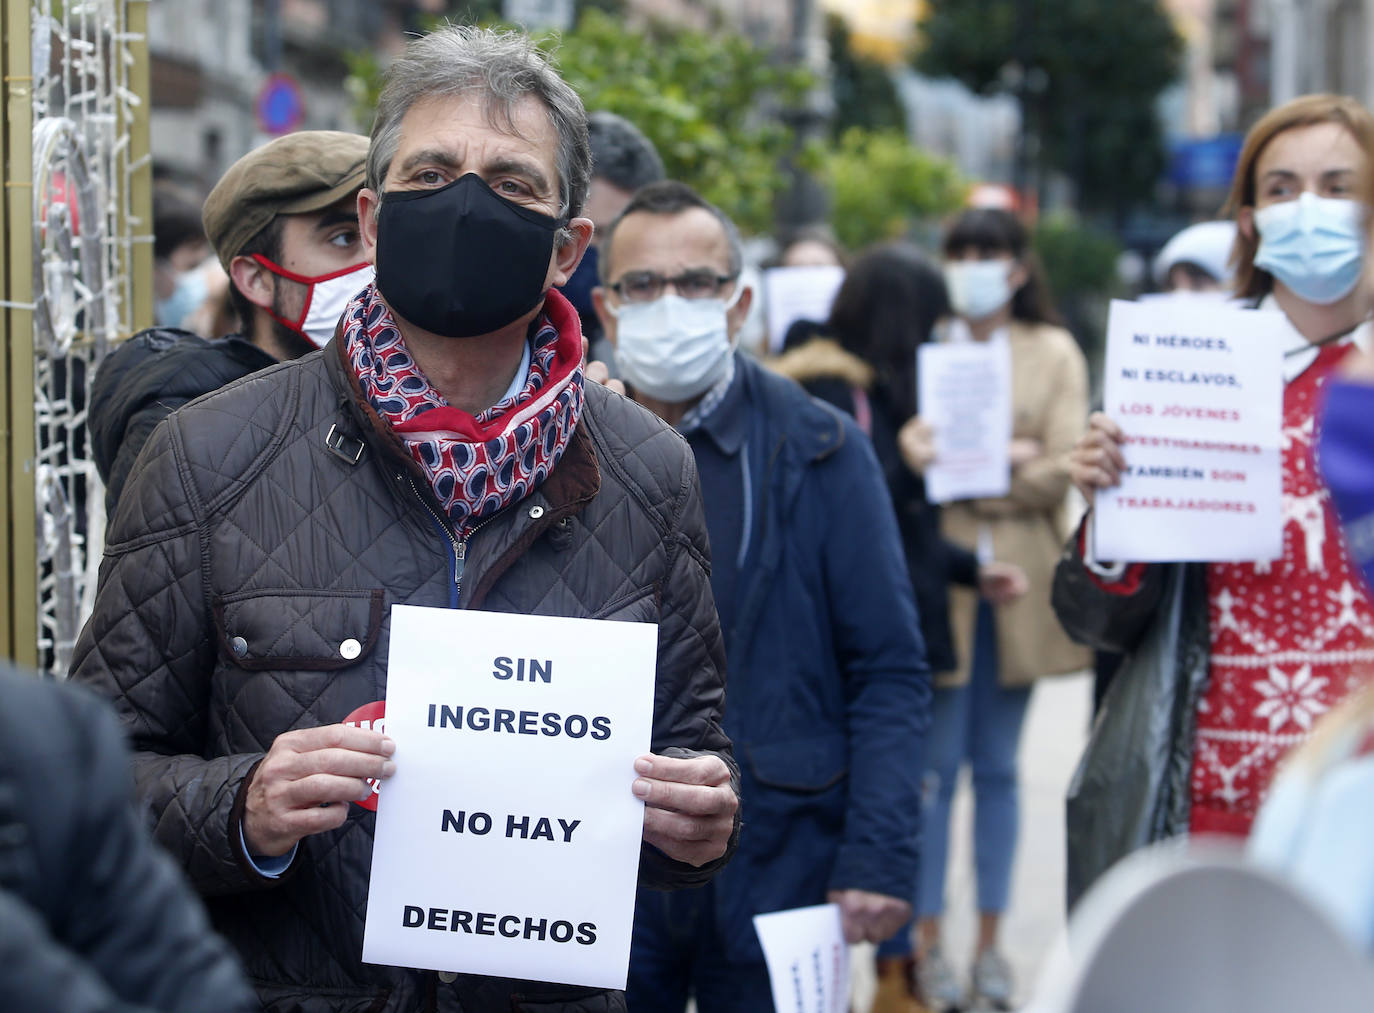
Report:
70,338,737,1012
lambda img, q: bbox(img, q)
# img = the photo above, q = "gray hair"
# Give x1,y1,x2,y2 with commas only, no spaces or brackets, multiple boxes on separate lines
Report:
366,26,591,224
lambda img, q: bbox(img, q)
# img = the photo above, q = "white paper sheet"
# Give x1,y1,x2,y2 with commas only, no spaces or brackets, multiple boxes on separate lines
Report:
918,340,1013,503
361,606,657,990
753,904,851,1013
1093,298,1285,563
764,265,846,354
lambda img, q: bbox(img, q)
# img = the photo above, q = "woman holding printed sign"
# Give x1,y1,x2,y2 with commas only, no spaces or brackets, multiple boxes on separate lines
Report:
1056,94,1374,909
896,209,1089,1012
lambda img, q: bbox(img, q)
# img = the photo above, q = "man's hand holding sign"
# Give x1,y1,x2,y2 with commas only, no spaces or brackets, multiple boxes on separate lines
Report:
243,725,396,857
242,729,734,867
633,753,737,868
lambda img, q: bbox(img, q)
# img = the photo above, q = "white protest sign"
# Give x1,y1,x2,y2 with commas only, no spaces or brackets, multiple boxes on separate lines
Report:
918,340,1013,503
362,606,657,990
764,265,846,354
1093,298,1285,562
753,904,850,1013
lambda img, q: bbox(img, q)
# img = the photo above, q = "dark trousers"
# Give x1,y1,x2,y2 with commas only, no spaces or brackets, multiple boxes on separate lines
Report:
626,883,775,1012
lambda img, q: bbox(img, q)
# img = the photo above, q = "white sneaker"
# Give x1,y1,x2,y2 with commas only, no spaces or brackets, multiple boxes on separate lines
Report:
916,944,966,1011
970,948,1013,1010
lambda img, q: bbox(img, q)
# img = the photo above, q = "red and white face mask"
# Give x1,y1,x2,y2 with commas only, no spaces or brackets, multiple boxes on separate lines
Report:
252,255,375,348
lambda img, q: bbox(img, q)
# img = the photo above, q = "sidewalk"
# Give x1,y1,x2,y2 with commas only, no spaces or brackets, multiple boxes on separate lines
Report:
851,671,1094,1010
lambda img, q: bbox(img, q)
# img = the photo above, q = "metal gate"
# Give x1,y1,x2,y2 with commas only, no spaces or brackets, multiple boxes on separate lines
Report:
2,0,152,675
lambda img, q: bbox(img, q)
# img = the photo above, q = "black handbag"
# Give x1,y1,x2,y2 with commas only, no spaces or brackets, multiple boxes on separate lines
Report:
1061,561,1210,909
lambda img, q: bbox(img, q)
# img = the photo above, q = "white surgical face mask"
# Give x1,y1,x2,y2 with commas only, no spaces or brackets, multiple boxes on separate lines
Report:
254,256,375,348
944,259,1013,320
609,288,743,404
1253,191,1365,306
156,266,209,328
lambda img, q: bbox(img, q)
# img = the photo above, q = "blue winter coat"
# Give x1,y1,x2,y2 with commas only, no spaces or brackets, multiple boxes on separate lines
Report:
704,354,931,962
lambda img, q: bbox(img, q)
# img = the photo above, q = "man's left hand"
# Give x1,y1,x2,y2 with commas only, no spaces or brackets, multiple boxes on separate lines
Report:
634,753,737,867
826,889,912,944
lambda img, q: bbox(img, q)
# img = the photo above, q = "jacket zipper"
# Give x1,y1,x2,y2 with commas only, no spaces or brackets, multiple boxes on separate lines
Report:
407,476,499,608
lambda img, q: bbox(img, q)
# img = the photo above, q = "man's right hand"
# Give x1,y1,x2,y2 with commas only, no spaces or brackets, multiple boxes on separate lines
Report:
1069,412,1127,506
243,725,396,857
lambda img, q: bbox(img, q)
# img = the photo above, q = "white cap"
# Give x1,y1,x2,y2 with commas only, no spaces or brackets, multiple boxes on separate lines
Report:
1152,220,1238,287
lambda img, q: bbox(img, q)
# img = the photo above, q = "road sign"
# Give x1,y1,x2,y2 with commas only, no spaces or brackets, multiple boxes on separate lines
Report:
256,73,305,136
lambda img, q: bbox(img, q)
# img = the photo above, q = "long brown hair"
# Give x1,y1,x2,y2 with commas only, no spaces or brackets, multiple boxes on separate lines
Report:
1223,94,1374,300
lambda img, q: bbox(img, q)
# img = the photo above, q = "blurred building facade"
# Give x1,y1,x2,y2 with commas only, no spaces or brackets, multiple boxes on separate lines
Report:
149,0,833,198
148,0,442,195
1162,0,1374,140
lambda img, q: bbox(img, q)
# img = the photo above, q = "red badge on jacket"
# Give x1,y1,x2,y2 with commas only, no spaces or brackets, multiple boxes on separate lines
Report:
342,701,385,812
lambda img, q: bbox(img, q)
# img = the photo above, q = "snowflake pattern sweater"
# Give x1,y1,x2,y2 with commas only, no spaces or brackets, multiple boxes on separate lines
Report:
1191,341,1374,837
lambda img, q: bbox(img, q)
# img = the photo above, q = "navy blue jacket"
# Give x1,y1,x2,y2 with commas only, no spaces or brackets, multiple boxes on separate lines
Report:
699,355,930,962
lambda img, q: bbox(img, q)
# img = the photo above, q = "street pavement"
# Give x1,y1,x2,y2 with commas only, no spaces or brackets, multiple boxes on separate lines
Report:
850,671,1094,1011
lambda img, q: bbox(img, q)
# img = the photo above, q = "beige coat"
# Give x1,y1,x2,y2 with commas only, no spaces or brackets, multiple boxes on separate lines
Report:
940,320,1091,688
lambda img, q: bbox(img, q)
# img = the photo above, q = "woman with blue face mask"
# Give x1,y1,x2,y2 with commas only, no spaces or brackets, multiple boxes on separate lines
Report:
898,209,1090,1011
1060,95,1374,912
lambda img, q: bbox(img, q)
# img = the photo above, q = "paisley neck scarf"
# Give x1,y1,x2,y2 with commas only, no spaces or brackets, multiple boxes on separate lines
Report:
343,285,584,536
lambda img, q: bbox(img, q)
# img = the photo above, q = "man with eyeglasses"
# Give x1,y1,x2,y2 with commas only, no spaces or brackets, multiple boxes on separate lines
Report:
593,181,930,1010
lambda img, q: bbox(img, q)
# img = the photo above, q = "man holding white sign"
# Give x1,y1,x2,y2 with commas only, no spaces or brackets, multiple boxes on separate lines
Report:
71,26,737,1013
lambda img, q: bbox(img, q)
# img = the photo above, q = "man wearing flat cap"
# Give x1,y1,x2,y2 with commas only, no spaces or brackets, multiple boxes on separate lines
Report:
72,25,737,1012
90,130,372,516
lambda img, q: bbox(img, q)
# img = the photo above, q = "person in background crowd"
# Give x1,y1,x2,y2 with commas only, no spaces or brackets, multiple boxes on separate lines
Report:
0,665,254,1013
1057,93,1374,904
774,243,1033,1011
91,131,372,518
774,241,1030,1013
776,224,847,270
773,225,849,355
561,110,665,368
900,209,1090,1011
71,28,738,1012
594,181,930,1011
1152,220,1239,294
152,188,214,328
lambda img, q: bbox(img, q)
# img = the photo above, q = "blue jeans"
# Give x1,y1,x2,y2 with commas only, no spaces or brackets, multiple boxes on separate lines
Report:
627,884,775,1012
877,599,1031,958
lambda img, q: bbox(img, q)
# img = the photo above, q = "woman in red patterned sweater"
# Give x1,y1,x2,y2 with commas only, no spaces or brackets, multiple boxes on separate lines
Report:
1055,94,1374,902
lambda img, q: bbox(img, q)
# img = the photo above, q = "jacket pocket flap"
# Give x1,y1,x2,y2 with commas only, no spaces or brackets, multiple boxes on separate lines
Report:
746,735,848,792
213,589,384,671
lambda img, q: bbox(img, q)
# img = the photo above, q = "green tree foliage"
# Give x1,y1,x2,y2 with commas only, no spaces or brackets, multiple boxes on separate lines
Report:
345,7,962,243
824,129,966,250
545,10,814,235
917,0,1181,218
1033,211,1122,358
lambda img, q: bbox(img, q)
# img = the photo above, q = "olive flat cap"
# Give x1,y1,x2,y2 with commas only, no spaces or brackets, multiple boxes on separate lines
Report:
202,130,368,269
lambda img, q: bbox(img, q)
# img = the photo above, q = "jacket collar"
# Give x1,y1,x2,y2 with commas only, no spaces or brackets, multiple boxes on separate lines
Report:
681,353,749,456
736,353,845,465
322,332,602,608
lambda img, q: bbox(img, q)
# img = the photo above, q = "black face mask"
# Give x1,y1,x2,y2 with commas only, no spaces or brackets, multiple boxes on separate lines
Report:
375,173,563,338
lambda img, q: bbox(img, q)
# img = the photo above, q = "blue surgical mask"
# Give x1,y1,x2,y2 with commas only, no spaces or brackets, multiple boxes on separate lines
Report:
608,289,742,403
944,260,1012,320
1253,192,1365,305
156,267,209,328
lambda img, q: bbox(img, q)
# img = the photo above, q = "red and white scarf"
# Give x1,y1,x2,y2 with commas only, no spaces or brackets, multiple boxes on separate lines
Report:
343,285,584,536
